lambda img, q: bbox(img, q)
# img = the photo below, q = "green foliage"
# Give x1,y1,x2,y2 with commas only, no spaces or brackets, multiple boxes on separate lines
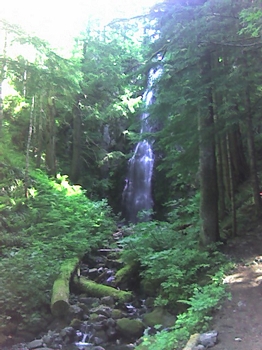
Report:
120,194,226,306
120,192,231,350
139,270,229,350
0,169,116,332
146,0,262,211
239,3,262,37
74,27,145,199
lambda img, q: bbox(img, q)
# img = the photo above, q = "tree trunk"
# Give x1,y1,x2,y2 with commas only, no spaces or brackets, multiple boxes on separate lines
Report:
220,136,231,202
226,133,237,237
199,51,219,247
216,135,227,220
245,93,261,214
199,111,219,245
51,257,79,317
24,96,34,198
243,53,261,215
74,276,132,303
70,100,82,182
0,29,7,132
213,84,227,221
36,96,44,168
229,124,248,186
45,96,57,176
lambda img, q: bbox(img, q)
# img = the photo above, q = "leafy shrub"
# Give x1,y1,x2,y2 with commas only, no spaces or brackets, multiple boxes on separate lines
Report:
138,270,229,350
0,170,116,332
120,195,225,306
122,194,231,350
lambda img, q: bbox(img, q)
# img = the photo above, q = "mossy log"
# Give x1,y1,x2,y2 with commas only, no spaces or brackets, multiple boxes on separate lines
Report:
114,262,139,287
51,257,79,317
74,276,132,303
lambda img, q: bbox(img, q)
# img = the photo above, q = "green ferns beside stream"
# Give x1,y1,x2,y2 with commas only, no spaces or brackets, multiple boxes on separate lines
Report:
120,197,231,349
0,170,115,335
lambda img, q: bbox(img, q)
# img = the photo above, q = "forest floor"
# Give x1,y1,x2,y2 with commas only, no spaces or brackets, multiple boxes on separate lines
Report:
211,220,262,350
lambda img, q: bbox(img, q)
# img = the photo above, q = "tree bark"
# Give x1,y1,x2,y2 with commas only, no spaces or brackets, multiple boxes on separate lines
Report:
36,96,44,168
45,96,57,176
229,124,248,186
199,51,219,246
245,93,261,214
24,96,34,198
216,135,227,220
220,136,231,202
70,100,82,182
0,29,7,132
226,133,237,237
243,53,261,215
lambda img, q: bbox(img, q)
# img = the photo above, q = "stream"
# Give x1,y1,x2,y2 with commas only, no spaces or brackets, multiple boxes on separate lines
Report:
5,228,175,350
4,68,169,350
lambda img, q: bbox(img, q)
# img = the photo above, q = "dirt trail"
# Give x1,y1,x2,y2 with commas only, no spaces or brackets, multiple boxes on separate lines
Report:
212,226,262,350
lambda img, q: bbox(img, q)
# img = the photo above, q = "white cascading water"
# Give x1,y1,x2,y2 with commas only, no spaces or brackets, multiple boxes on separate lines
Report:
122,67,161,223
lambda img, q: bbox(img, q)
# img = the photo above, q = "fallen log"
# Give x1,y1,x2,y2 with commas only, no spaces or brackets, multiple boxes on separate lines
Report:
74,276,132,303
182,333,200,350
51,257,79,317
114,262,138,287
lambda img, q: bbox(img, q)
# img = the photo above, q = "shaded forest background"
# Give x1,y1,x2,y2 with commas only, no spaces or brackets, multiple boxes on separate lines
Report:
1,0,262,349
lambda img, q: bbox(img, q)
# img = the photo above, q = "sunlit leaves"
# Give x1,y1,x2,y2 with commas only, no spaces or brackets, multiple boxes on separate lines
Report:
0,169,115,330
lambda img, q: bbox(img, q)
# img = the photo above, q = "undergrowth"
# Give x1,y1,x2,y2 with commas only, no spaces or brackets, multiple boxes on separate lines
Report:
139,271,229,350
119,195,231,349
0,169,116,334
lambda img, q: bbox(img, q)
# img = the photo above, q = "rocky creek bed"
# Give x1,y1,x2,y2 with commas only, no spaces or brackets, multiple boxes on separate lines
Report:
2,230,177,350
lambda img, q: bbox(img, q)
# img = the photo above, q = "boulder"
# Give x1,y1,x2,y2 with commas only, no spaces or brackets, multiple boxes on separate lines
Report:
199,330,218,347
116,318,145,340
27,339,43,349
67,304,84,321
101,296,115,307
111,309,124,319
143,307,176,328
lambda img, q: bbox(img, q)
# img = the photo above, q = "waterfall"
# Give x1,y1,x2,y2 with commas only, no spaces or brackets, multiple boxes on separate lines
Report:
122,67,161,223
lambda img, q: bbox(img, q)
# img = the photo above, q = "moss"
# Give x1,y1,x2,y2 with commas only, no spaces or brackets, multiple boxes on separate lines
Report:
116,318,145,339
50,278,70,317
75,276,132,303
115,262,138,286
51,258,79,317
111,309,123,319
60,257,79,277
143,307,176,328
70,319,83,329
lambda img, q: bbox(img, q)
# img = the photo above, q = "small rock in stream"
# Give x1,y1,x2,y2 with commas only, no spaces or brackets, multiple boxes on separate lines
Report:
101,296,114,307
78,297,100,307
27,339,43,349
60,326,76,344
68,304,84,319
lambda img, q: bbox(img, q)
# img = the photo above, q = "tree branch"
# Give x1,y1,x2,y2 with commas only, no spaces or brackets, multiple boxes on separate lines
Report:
199,40,262,48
